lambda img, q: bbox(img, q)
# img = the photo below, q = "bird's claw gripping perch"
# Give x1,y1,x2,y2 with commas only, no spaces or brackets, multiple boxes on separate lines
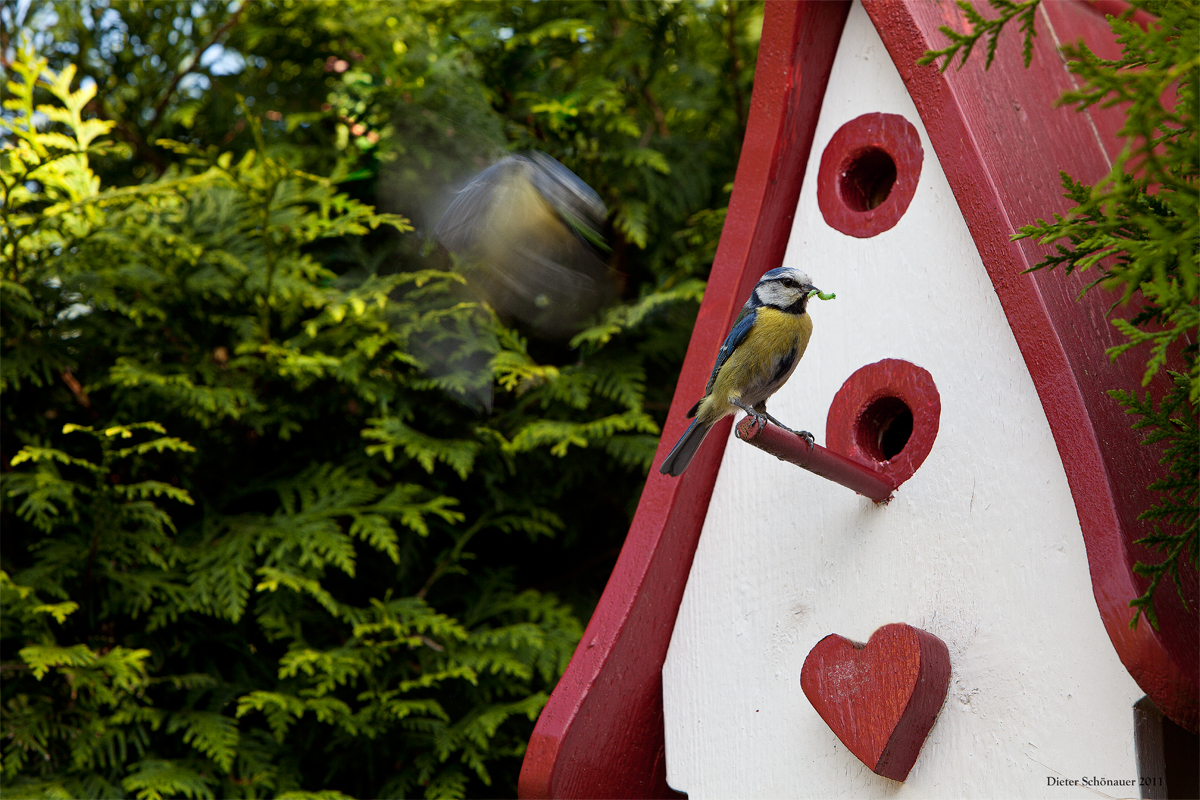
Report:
770,418,816,451
732,400,768,430
733,401,814,450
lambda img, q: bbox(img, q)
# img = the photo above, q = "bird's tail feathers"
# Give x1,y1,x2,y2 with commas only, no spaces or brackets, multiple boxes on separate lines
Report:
658,418,712,477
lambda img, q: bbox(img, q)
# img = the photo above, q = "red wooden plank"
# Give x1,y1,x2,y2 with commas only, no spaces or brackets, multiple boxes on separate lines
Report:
1042,0,1128,166
516,3,853,796
862,0,1196,731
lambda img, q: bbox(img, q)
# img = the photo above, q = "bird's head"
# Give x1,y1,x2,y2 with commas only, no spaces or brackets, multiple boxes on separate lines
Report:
752,267,819,314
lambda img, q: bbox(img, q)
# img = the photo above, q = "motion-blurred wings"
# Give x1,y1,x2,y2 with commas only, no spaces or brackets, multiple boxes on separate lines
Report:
434,153,616,337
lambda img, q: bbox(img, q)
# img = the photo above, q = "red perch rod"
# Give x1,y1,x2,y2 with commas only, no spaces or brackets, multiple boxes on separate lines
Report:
736,416,896,503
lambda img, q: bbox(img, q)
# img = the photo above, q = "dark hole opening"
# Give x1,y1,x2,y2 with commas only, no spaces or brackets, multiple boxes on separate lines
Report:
840,147,897,212
856,395,913,463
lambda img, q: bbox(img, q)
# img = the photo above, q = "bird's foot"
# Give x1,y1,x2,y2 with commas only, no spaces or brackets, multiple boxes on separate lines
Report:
732,400,768,432
767,414,815,450
733,402,815,450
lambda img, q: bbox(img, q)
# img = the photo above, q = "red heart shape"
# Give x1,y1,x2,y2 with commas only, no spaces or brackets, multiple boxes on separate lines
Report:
800,623,951,781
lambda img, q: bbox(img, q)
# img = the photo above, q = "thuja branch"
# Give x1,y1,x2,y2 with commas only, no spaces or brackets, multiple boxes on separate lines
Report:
917,0,1041,72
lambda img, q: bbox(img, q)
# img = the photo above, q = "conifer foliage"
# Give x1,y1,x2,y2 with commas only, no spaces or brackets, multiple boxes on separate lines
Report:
2,2,760,798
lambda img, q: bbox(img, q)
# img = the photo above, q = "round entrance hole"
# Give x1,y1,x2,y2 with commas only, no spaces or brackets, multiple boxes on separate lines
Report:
840,147,897,212
856,395,913,463
816,112,923,238
826,359,940,489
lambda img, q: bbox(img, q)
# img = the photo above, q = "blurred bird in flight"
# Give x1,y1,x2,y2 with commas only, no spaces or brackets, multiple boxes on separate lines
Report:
434,152,616,337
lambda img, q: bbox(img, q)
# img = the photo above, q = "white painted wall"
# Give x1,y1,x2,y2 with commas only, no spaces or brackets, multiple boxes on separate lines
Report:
661,4,1143,798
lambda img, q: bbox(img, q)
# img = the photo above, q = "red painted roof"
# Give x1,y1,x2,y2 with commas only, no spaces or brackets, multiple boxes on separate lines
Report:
519,2,1196,796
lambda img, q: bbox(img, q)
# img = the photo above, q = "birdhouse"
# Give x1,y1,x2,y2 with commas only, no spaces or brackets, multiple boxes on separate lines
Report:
518,2,1197,798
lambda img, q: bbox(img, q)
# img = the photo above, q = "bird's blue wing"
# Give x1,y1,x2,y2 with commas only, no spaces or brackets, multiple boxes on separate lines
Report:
704,307,756,397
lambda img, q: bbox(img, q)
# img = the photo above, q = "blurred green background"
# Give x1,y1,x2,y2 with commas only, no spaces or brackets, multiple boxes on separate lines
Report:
1,1,762,797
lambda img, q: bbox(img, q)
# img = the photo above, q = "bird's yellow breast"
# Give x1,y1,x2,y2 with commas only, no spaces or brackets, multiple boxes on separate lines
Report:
697,307,813,424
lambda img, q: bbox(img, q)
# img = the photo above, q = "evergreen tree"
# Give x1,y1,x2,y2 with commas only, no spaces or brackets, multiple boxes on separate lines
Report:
1,3,762,797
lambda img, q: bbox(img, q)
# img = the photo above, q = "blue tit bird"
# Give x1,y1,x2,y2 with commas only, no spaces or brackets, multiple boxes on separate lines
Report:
659,267,823,477
434,152,616,337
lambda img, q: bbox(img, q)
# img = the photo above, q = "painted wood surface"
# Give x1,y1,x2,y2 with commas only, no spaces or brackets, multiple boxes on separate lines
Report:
863,0,1196,729
800,623,951,782
816,112,923,238
516,3,853,796
661,4,1147,796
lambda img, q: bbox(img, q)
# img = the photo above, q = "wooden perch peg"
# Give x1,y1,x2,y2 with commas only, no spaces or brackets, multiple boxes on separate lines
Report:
735,416,896,502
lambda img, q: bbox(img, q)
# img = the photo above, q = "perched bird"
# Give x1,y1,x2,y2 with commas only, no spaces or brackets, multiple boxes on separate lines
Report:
659,267,824,477
434,152,616,337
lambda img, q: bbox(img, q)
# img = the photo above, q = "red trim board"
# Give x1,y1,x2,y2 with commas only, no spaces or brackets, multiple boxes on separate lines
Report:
518,3,853,797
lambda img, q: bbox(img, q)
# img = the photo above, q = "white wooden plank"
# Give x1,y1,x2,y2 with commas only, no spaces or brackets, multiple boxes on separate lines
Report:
661,4,1143,797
